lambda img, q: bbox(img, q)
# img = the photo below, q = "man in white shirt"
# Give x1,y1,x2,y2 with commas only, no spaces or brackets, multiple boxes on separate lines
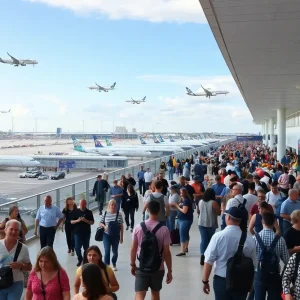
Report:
226,183,245,210
243,182,258,213
202,207,257,300
266,181,286,212
144,168,153,191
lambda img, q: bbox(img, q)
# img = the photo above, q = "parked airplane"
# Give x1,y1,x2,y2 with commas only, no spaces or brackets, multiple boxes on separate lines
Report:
0,155,40,167
126,96,146,104
137,137,184,152
186,86,229,98
88,82,116,92
153,135,197,149
0,109,11,114
0,53,38,67
72,136,151,157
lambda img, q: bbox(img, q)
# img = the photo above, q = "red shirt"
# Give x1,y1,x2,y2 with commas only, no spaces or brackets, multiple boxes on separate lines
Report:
250,202,273,215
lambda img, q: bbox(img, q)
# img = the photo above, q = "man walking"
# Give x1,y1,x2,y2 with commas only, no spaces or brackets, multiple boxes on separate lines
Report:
34,195,63,248
144,168,153,191
71,199,94,266
110,179,124,212
93,174,110,215
130,200,173,300
137,166,146,196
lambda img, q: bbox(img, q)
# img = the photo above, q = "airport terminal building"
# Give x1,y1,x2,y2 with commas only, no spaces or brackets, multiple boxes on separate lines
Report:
199,0,300,159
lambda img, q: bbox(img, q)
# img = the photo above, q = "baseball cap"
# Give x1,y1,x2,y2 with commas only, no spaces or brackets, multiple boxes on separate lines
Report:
224,207,244,220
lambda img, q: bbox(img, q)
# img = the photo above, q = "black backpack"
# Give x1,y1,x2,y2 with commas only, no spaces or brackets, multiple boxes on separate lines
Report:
137,222,163,273
226,231,254,292
255,233,280,282
236,198,248,232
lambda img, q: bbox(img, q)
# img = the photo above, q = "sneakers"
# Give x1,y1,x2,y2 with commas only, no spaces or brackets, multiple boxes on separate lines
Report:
68,249,71,254
176,253,186,257
99,211,102,216
200,255,205,266
185,248,188,253
71,251,75,256
112,265,117,271
76,260,82,267
126,226,129,230
130,228,133,232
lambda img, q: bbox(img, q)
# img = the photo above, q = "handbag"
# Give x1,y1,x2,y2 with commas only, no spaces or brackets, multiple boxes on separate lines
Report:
95,212,107,242
0,242,22,289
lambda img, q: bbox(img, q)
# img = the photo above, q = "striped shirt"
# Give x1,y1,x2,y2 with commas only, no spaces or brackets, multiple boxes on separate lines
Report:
253,228,289,269
100,211,123,233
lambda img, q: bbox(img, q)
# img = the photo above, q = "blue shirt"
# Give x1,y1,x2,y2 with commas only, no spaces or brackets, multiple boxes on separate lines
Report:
212,183,226,196
110,186,123,203
177,198,193,221
137,170,145,180
280,199,300,222
36,205,63,227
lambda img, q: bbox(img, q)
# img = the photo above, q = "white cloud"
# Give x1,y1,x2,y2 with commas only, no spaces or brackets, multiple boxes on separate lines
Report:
26,0,206,23
39,94,68,115
11,104,30,117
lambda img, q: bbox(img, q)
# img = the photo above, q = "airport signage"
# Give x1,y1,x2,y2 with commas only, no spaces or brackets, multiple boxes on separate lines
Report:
236,136,263,142
59,160,75,169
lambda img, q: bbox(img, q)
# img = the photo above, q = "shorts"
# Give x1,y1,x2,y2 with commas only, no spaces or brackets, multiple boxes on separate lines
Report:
135,269,165,292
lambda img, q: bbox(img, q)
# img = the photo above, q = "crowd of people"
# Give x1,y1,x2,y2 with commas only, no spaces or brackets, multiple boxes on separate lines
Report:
1,140,300,299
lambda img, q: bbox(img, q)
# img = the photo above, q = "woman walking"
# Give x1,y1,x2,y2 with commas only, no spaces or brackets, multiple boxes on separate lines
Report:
99,200,124,271
171,188,194,256
62,197,77,256
74,246,119,299
122,184,139,232
197,188,220,265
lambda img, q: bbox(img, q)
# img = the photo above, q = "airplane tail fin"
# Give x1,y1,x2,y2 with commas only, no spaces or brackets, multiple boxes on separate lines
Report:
159,135,165,142
186,87,193,94
139,136,147,145
179,134,184,140
142,96,146,101
111,82,116,88
153,135,160,144
105,138,113,146
71,136,84,151
93,135,104,148
169,135,175,142
0,58,3,63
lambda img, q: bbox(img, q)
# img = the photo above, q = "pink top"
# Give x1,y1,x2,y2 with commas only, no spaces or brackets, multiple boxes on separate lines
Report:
278,173,289,189
27,268,70,300
132,219,171,270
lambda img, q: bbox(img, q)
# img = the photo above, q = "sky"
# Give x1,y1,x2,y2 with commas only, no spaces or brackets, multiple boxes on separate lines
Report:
0,0,260,134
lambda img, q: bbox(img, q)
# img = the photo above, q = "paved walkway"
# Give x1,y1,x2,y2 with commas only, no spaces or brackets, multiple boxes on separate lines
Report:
27,201,215,299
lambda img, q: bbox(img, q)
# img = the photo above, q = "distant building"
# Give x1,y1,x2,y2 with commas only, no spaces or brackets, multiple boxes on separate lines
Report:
115,126,128,133
132,128,137,133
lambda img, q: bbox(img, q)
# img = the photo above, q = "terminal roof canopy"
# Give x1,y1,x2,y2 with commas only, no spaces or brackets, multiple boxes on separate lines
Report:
199,0,300,123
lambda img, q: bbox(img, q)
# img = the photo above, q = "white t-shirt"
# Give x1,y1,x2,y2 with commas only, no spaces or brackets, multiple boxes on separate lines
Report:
260,176,270,187
226,194,246,210
144,172,153,183
266,191,285,211
0,240,31,282
243,194,258,212
169,193,180,211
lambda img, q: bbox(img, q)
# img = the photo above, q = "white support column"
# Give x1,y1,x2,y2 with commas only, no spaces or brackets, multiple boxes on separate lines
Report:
262,123,265,144
269,117,275,149
264,120,269,147
277,108,286,161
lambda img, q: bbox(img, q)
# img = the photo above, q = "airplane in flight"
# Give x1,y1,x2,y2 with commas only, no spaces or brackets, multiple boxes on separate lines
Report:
186,86,229,98
88,82,116,92
0,53,38,67
126,96,146,104
0,109,11,114
0,155,40,167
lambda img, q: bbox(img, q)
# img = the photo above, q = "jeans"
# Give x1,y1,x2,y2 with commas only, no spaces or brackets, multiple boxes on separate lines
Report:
254,271,282,300
235,167,241,179
198,225,216,255
96,194,105,213
0,280,23,300
124,207,135,229
178,219,193,243
103,232,120,266
145,182,151,192
138,179,145,196
65,224,75,252
168,210,178,231
74,232,90,262
39,226,56,248
168,167,174,180
283,220,292,235
213,275,248,300
278,217,283,236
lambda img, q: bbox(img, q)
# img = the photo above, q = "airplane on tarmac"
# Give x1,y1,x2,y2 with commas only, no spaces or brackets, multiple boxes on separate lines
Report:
0,155,40,167
88,82,116,92
137,136,184,152
0,109,11,114
72,136,151,157
186,86,229,98
126,96,146,104
0,53,38,67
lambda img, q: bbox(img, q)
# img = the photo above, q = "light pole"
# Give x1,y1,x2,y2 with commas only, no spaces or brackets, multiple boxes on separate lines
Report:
82,120,84,133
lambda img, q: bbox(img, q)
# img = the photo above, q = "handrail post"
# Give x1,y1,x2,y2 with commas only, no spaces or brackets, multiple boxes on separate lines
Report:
56,189,60,209
72,184,76,199
86,180,90,208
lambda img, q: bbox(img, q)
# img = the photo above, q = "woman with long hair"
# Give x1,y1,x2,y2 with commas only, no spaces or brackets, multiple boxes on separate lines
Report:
171,188,194,256
197,188,221,265
25,246,70,300
74,246,119,299
61,197,77,256
0,204,28,242
73,264,113,300
99,200,124,271
122,184,139,232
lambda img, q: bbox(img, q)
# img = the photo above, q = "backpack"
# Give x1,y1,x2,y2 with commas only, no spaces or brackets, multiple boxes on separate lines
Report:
255,233,280,282
226,231,254,292
137,222,163,273
236,198,248,232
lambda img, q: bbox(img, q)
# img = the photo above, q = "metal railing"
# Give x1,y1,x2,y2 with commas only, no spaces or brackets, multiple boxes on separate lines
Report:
0,139,235,240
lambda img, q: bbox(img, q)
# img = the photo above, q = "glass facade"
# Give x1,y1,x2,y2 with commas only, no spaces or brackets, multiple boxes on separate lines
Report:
287,111,300,127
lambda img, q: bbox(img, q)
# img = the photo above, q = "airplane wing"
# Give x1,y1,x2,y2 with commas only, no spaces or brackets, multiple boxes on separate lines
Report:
95,83,104,90
7,53,20,64
125,100,133,103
